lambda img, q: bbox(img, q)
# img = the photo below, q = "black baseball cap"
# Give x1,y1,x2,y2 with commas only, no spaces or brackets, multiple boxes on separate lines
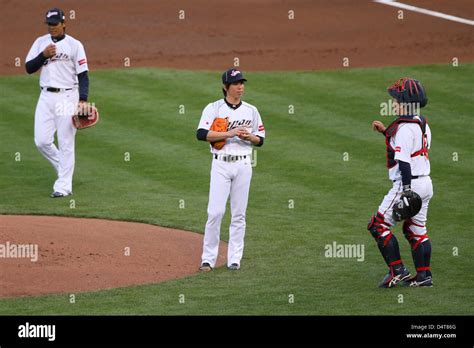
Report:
222,68,247,84
45,8,65,25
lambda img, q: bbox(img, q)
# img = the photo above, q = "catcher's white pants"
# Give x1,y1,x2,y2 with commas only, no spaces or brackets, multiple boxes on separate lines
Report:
34,89,78,195
202,156,253,268
377,176,433,237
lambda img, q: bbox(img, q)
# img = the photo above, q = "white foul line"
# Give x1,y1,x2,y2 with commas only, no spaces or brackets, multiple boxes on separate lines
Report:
373,0,474,26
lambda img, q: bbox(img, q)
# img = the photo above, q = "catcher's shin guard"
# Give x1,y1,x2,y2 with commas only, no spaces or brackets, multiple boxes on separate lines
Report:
368,212,402,266
403,219,432,278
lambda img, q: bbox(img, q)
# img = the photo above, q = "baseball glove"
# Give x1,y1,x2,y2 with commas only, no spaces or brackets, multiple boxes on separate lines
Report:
210,117,228,150
392,190,422,221
72,104,99,130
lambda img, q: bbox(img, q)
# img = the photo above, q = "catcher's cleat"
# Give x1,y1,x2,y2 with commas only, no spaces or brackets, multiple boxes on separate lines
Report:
402,275,433,287
50,191,71,198
199,262,213,272
227,263,240,271
379,265,411,288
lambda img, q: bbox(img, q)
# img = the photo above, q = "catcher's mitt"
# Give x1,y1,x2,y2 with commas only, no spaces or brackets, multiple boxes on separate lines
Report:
210,117,228,150
72,104,99,130
392,190,422,221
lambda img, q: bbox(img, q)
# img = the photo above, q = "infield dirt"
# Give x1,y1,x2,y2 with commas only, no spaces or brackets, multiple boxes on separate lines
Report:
1,0,473,74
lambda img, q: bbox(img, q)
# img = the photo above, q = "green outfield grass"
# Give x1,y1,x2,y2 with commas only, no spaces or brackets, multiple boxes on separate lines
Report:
0,63,472,315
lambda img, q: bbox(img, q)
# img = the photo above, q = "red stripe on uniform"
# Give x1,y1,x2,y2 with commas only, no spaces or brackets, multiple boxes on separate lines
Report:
412,235,428,250
389,259,402,266
416,266,430,271
383,232,393,246
407,219,425,228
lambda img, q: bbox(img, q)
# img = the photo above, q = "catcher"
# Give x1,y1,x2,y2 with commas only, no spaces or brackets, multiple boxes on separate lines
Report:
196,68,265,272
368,77,433,288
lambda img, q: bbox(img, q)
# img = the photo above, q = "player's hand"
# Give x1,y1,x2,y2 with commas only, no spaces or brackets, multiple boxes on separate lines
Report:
400,184,415,202
42,44,57,58
372,120,386,133
237,128,252,141
77,101,94,119
227,126,247,138
401,185,413,197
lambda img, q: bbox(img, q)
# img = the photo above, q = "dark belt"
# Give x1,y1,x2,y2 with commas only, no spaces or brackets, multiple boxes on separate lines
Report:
42,87,73,92
214,154,247,162
393,175,426,183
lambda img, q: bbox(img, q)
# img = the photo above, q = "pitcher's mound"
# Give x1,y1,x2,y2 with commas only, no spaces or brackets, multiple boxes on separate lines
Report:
0,215,227,298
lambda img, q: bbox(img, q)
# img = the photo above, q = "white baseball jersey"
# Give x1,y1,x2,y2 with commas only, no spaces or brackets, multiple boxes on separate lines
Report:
26,34,88,89
389,121,431,181
198,99,265,156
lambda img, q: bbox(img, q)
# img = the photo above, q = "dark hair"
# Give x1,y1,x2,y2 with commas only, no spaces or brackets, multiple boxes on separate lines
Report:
222,80,245,97
222,84,230,97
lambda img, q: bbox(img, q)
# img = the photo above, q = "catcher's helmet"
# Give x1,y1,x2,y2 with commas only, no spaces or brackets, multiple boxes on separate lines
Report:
392,191,422,222
388,77,428,108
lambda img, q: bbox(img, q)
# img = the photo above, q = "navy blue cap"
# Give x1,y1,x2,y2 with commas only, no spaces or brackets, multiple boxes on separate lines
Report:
45,8,65,25
222,68,247,84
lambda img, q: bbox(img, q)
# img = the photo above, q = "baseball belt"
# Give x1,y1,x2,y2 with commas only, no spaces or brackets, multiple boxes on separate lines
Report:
214,154,247,162
41,87,73,92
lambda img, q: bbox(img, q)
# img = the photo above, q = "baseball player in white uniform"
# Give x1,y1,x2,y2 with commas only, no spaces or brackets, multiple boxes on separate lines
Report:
369,77,433,288
25,8,89,198
196,69,265,271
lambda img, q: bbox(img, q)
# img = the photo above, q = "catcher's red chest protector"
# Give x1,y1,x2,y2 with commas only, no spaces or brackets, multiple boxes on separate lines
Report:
384,116,428,169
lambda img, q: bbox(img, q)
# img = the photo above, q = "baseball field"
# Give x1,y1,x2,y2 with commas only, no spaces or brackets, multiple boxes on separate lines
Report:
1,62,473,315
0,0,473,332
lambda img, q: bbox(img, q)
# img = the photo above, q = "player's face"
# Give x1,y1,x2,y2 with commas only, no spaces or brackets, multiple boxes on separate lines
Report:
47,22,66,38
226,81,245,99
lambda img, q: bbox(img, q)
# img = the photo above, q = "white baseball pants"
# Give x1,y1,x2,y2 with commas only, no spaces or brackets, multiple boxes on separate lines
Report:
34,89,78,195
378,176,433,239
202,156,253,268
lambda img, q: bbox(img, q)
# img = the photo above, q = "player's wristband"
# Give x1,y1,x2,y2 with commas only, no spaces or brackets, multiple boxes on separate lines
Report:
196,128,209,141
254,135,264,147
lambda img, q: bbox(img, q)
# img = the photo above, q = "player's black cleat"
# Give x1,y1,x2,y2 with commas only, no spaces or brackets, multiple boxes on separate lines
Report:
227,263,240,270
199,262,213,272
50,191,71,198
402,274,433,287
379,265,411,288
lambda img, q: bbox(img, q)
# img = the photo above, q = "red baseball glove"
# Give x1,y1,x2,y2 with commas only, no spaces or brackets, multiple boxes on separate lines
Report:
72,103,100,130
